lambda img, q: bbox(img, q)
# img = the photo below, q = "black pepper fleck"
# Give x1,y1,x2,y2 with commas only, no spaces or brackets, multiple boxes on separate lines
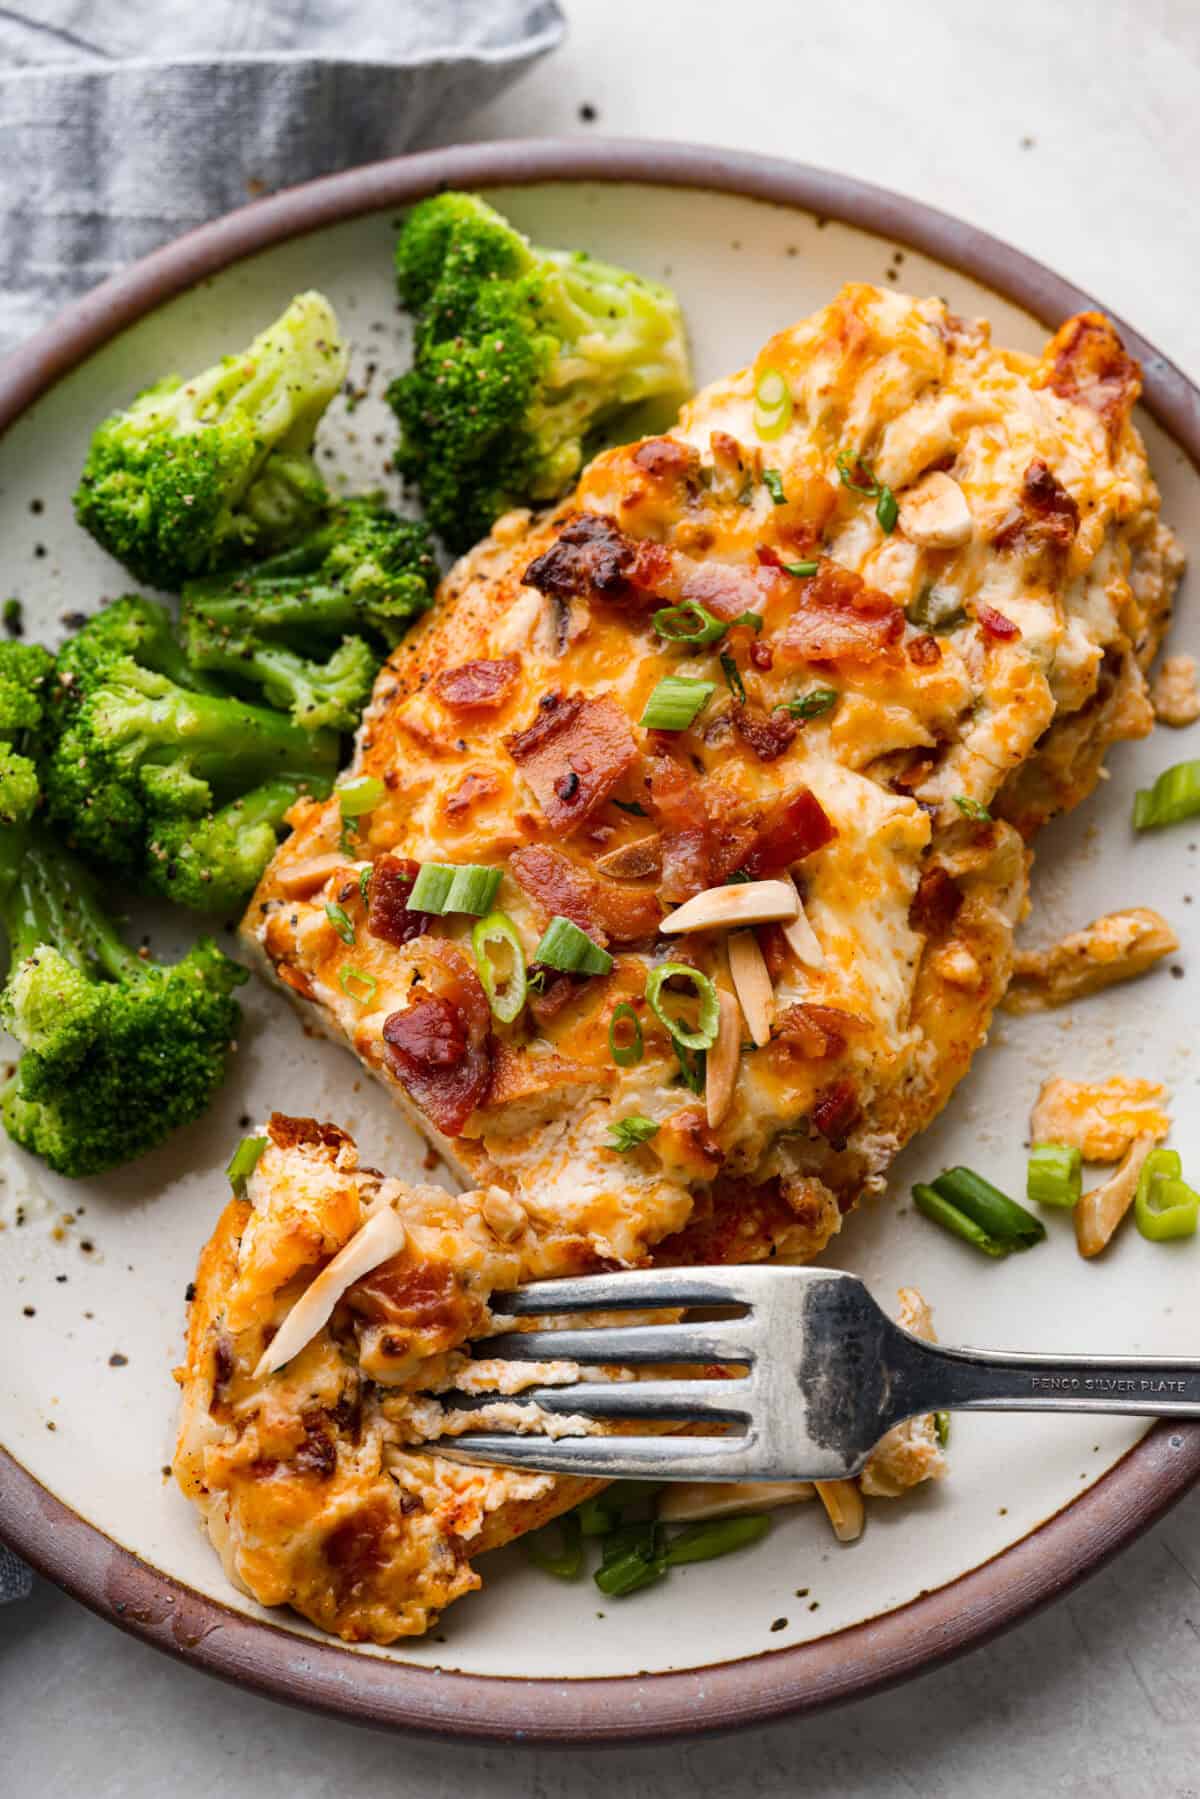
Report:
770,1617,788,1632
579,102,597,122
108,1353,128,1367
22,1305,34,1317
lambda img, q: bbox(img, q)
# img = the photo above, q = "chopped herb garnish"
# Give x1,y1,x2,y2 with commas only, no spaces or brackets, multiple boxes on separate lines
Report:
608,1002,644,1067
1133,760,1200,831
778,686,837,721
953,795,992,822
640,674,715,731
753,368,794,441
607,1114,660,1153
226,1135,267,1196
835,449,898,534
652,600,728,647
762,467,788,506
325,902,356,945
338,966,378,1005
359,865,372,906
781,559,819,578
719,651,746,703
534,915,613,976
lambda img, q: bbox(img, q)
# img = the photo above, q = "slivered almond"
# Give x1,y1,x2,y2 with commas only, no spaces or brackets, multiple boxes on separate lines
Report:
254,1207,408,1378
595,834,663,880
781,874,825,967
275,853,347,900
728,931,775,1048
480,1188,527,1243
1075,1134,1156,1260
660,879,797,934
898,471,973,548
814,1478,866,1542
657,1480,815,1522
705,990,742,1129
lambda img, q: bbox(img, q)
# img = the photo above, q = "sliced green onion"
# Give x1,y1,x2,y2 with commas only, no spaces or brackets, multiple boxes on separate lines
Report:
753,368,794,441
524,1511,584,1580
226,1135,267,1196
1133,761,1200,831
1134,1148,1200,1241
338,966,378,1005
875,485,899,534
337,774,386,819
472,911,527,1024
325,902,356,945
408,862,455,911
608,1002,644,1067
607,1114,660,1153
1027,1142,1082,1209
652,600,728,647
835,448,878,496
339,823,357,857
674,1043,706,1093
408,862,502,916
662,1515,771,1566
906,584,967,633
594,1522,667,1596
359,865,372,906
953,795,992,822
645,962,720,1052
778,686,838,720
640,674,715,731
534,915,613,977
576,1480,662,1537
762,468,788,506
612,798,649,817
932,1167,1046,1250
912,1183,1008,1257
934,1411,951,1448
781,559,819,578
719,651,746,703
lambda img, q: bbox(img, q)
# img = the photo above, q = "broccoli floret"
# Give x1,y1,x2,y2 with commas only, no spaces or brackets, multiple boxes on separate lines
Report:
387,192,692,551
0,640,53,748
179,495,437,728
74,291,349,590
147,775,331,913
0,824,246,1179
44,606,339,907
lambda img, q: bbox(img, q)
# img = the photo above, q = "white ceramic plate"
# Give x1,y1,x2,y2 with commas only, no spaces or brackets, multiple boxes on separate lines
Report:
0,141,1197,1741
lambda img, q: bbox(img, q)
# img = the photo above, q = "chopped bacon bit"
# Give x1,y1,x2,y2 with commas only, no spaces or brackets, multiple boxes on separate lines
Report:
528,970,582,1023
907,632,942,667
669,1106,725,1175
742,787,837,879
631,437,700,483
732,702,797,762
521,512,669,607
433,656,520,712
647,753,718,902
442,769,500,821
381,942,492,1136
509,844,659,944
756,921,790,981
775,1003,866,1060
345,1257,462,1335
777,562,904,665
908,864,963,936
276,963,314,1000
993,457,1079,552
677,559,776,624
366,855,433,948
755,545,784,569
1035,311,1141,443
811,1078,860,1147
505,692,638,833
976,605,1020,641
749,639,774,671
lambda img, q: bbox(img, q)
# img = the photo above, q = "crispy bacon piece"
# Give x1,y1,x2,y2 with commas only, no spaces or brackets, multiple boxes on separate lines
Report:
345,1257,463,1334
366,855,433,949
908,864,964,937
811,1078,860,1147
976,605,1020,641
521,512,669,607
775,1003,865,1060
742,787,837,878
509,844,660,945
631,437,700,484
732,703,797,762
505,691,638,833
776,562,904,665
433,656,520,713
442,770,500,822
907,632,942,667
647,753,718,902
993,458,1079,552
1035,311,1141,443
528,970,583,1023
381,942,492,1136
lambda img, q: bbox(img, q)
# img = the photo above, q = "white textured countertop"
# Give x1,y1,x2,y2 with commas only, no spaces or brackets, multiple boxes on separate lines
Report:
6,3,1200,1793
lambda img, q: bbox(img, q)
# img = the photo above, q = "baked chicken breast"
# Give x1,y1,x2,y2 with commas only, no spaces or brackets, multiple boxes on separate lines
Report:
177,283,1181,1640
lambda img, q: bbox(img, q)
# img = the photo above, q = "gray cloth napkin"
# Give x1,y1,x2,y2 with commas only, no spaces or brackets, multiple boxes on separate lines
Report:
0,0,563,1598
0,0,564,352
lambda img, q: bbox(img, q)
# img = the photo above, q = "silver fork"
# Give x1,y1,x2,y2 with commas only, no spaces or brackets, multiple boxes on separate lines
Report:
439,1266,1200,1482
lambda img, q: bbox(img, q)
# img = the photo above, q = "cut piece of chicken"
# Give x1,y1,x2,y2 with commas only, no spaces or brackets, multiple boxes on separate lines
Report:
1151,653,1200,727
1004,908,1179,1014
1030,1076,1171,1162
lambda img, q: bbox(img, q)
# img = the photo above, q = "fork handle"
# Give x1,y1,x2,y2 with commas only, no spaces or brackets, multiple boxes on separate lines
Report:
905,1337,1200,1420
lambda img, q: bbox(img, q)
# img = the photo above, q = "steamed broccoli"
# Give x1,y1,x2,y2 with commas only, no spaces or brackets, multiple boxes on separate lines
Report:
0,805,246,1178
179,495,438,730
44,599,337,910
74,291,349,590
388,192,692,550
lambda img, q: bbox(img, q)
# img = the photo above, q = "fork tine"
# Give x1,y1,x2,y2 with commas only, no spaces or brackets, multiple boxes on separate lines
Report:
439,1432,750,1481
445,1379,753,1423
476,1319,755,1365
492,1268,754,1315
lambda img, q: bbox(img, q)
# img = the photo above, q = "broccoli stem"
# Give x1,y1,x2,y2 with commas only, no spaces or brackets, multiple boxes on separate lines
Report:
1,835,140,982
185,574,363,645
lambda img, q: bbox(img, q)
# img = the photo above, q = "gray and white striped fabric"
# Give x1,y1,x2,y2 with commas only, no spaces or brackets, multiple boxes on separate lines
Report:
0,0,564,352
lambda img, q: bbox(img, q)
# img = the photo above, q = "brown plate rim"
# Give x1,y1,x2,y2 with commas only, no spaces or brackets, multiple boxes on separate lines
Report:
0,135,1197,1745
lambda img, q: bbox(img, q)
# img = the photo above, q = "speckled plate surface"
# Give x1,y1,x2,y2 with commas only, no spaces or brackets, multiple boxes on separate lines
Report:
1,140,1198,1742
